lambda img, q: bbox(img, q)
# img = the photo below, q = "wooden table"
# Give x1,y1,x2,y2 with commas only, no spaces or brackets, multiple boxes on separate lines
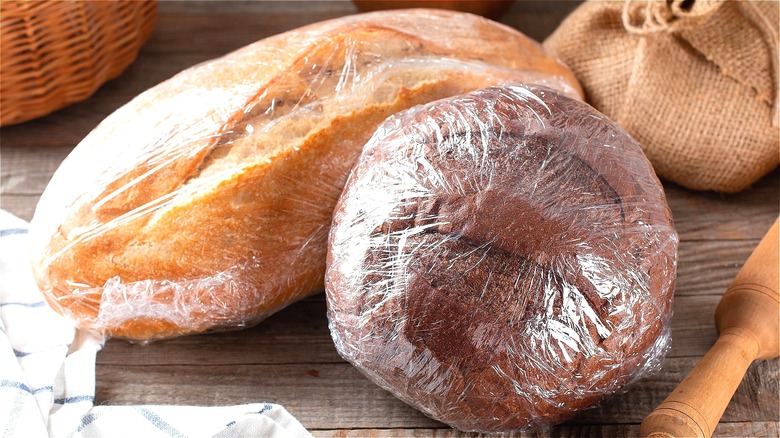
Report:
1,2,778,436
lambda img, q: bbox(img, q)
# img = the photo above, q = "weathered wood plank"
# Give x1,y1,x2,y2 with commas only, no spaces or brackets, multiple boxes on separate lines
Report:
93,292,725,368
501,1,583,42
311,421,780,438
158,0,358,15
152,1,357,56
95,362,444,429
664,174,779,241
0,194,37,221
153,0,581,47
675,238,758,297
0,147,68,195
668,295,718,358
94,357,778,429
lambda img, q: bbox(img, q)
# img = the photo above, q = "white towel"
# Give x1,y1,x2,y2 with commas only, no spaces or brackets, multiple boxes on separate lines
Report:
0,209,312,438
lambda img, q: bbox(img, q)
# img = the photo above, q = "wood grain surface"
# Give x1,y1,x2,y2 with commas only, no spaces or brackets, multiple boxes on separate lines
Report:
1,1,778,437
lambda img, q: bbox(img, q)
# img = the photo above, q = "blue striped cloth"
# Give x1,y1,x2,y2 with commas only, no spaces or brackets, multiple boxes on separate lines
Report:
1,210,311,438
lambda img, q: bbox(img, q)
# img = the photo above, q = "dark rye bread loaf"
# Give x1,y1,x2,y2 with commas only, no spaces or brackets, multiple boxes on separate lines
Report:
326,84,678,432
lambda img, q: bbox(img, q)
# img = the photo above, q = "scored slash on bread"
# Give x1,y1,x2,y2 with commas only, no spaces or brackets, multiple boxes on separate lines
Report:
30,9,582,341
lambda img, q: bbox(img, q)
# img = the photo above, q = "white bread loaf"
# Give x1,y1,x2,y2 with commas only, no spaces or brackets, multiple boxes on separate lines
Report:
30,9,582,341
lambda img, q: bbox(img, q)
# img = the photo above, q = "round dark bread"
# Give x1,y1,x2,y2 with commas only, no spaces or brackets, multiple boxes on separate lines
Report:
325,84,678,432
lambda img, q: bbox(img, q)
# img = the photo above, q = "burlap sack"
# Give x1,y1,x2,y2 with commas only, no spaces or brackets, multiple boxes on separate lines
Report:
544,0,778,193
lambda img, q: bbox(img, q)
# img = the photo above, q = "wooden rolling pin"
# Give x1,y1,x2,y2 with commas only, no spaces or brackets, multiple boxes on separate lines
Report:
640,217,779,437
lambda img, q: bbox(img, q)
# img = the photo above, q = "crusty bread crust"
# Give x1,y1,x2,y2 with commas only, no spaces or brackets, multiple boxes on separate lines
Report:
30,9,582,341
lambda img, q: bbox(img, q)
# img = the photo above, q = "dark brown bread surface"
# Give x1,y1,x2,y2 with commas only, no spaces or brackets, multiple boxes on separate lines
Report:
29,10,581,341
326,84,678,432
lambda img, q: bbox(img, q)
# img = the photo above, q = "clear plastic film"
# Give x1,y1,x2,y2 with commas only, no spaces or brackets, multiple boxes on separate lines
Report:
325,83,678,432
28,9,582,341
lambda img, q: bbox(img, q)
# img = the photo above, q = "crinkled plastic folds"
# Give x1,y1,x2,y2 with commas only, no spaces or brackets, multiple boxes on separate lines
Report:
28,9,583,342
326,83,678,432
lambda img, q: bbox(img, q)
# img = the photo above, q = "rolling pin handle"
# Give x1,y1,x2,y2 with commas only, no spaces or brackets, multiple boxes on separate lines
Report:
639,328,758,437
640,217,779,438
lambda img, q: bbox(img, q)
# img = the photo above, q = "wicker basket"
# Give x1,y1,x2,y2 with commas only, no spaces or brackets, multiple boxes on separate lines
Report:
0,0,157,126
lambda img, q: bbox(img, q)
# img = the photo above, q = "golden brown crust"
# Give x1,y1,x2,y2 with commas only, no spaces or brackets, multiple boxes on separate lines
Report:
31,9,582,341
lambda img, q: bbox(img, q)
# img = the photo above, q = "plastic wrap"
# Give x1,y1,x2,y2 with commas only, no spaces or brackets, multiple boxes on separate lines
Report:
326,83,678,432
28,9,582,341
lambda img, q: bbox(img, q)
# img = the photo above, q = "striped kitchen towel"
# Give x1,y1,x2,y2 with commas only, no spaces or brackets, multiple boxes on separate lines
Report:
0,209,312,438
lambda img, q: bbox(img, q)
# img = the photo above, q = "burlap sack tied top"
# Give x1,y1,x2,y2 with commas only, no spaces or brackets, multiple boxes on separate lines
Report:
545,0,779,193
